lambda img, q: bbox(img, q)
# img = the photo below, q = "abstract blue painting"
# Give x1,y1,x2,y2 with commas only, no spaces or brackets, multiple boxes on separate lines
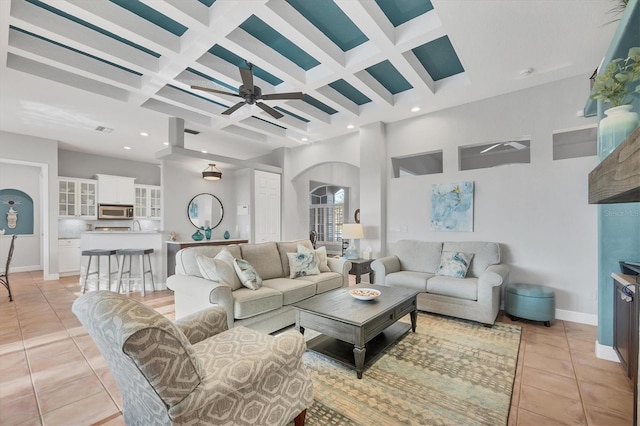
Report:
430,181,474,232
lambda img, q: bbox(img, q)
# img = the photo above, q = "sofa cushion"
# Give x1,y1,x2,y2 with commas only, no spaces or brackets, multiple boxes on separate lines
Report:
296,272,342,294
435,251,474,278
287,245,320,279
385,271,433,292
442,242,500,278
233,287,283,319
262,278,316,305
195,254,242,291
427,276,478,301
395,240,443,273
314,246,331,273
277,239,314,278
240,242,284,280
234,259,263,290
175,245,242,277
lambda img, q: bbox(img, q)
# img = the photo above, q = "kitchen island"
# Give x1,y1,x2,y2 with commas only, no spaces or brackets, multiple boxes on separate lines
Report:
80,231,166,292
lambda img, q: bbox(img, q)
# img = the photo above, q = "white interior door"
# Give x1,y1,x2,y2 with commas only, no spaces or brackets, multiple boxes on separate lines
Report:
254,170,281,243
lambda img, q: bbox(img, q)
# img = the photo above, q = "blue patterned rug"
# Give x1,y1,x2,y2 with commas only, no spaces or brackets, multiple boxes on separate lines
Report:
302,313,521,426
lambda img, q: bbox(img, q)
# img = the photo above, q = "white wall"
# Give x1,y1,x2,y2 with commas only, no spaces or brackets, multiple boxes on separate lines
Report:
385,75,599,316
0,131,58,278
0,162,41,271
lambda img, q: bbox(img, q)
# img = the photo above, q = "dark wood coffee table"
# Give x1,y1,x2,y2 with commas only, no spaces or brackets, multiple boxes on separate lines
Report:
294,284,418,379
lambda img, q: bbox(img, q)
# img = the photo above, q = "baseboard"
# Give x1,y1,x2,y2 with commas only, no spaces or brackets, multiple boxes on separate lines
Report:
555,308,597,326
595,340,620,363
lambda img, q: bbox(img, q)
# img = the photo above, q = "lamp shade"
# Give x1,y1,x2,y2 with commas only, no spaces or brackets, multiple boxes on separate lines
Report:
342,223,363,239
202,163,222,181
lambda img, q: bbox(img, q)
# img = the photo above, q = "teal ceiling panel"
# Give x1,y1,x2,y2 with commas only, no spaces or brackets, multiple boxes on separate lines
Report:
412,36,464,81
252,116,287,130
303,94,338,115
365,60,412,94
274,106,310,123
110,0,188,36
186,67,237,92
285,0,368,51
11,26,143,76
25,0,160,58
170,85,229,109
239,15,320,71
208,45,283,86
328,79,371,105
375,0,434,27
197,0,216,6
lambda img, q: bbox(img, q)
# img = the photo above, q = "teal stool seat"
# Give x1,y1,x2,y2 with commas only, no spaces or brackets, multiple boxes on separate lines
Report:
505,283,555,327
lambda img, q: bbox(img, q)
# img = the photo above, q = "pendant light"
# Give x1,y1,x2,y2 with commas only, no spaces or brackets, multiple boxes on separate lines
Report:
202,163,222,181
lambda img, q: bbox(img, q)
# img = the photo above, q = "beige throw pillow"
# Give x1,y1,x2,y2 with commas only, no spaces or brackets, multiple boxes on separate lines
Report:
195,254,240,290
315,246,330,272
214,249,243,290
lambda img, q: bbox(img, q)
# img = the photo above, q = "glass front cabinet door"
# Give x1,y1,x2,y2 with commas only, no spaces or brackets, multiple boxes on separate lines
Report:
59,178,97,219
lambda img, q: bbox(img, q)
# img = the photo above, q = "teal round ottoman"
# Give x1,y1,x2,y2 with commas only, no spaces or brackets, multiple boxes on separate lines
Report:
505,283,555,327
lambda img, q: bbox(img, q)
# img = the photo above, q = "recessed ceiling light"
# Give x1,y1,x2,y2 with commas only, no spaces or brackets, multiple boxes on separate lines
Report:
163,142,169,145
301,137,308,142
411,107,421,113
140,132,149,137
347,124,354,129
124,146,131,150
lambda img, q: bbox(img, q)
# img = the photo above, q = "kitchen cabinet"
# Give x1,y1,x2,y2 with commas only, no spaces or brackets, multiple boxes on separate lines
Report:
96,174,135,205
613,273,638,381
58,178,97,219
59,238,80,274
134,185,161,219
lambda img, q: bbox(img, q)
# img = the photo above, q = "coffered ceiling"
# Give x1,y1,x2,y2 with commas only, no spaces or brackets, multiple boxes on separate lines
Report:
0,0,617,163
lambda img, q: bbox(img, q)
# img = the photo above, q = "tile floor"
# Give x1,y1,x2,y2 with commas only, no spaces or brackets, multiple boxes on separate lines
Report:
0,271,634,425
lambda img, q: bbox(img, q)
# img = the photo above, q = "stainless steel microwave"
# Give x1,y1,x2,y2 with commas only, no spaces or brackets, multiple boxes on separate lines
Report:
98,204,134,220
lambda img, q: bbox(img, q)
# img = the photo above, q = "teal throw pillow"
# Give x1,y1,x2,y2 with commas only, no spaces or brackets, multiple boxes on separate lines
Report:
287,244,320,279
435,251,474,278
233,258,263,290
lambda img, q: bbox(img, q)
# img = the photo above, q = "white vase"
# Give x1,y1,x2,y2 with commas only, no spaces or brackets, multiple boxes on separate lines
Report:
598,105,639,161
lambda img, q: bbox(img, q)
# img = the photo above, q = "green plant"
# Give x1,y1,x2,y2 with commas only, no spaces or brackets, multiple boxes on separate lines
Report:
591,47,640,107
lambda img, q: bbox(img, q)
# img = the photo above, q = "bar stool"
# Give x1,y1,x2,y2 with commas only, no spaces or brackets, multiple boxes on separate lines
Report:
116,248,155,296
81,249,119,293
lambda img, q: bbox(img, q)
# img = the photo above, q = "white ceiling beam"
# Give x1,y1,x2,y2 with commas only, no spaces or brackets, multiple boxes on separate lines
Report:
141,98,212,127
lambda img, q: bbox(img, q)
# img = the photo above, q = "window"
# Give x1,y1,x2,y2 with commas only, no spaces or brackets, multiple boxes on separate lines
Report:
459,138,530,171
553,126,597,160
309,184,347,253
391,150,443,178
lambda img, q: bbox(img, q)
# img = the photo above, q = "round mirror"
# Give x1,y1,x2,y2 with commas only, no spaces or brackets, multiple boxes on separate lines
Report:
187,193,224,230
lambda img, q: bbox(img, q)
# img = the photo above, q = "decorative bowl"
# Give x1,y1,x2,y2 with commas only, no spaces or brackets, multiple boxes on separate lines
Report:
350,288,381,301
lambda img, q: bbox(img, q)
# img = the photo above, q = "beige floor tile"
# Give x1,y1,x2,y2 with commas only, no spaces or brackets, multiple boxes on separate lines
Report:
570,349,625,374
31,359,95,395
41,391,120,426
518,385,586,425
516,408,569,425
567,337,596,354
0,375,35,400
0,350,31,382
524,331,569,350
0,392,40,426
524,340,572,362
523,350,575,378
21,330,69,350
521,367,580,400
579,380,633,418
36,373,106,414
573,363,633,393
584,404,632,426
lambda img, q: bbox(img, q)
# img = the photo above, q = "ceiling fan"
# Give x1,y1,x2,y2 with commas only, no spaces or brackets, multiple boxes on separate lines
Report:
480,141,528,153
191,62,303,119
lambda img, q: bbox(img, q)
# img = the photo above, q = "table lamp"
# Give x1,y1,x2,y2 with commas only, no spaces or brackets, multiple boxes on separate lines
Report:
342,223,363,260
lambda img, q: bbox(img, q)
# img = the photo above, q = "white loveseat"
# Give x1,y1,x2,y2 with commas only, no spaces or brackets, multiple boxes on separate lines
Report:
167,239,351,334
371,240,509,325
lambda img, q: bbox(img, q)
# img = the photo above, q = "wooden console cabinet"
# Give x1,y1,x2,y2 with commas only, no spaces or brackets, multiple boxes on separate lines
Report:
166,239,248,276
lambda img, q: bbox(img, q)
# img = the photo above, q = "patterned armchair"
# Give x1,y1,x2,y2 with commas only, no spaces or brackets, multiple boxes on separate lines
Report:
72,291,313,425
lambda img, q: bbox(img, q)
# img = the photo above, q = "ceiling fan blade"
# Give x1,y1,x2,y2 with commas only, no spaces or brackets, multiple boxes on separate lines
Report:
222,101,247,115
505,141,527,150
239,68,254,93
480,143,501,154
256,101,284,119
191,85,241,97
261,92,304,100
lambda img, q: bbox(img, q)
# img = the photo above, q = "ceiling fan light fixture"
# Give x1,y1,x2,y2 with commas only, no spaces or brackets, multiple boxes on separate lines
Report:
202,163,222,181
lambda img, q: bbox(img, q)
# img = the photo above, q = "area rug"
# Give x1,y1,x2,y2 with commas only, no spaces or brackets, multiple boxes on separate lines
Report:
302,313,521,426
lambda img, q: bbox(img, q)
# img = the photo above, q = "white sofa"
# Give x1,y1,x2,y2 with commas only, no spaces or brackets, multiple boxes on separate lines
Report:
371,240,509,325
167,239,351,334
